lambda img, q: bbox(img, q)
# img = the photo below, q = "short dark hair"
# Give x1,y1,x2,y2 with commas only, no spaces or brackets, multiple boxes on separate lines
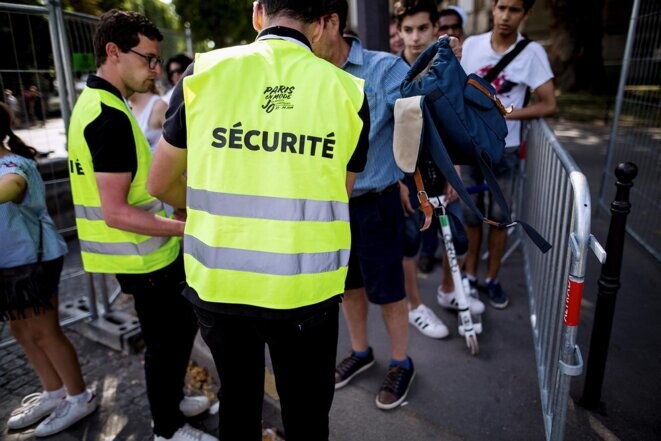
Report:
439,8,463,26
258,0,344,26
94,9,163,67
165,53,193,85
394,0,440,27
321,0,348,33
495,0,536,13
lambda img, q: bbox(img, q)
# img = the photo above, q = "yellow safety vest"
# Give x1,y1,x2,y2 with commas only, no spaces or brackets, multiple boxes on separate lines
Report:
68,86,180,274
183,39,365,309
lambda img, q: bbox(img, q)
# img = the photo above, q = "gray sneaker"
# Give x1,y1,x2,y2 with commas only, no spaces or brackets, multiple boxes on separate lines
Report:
7,392,64,430
34,390,98,437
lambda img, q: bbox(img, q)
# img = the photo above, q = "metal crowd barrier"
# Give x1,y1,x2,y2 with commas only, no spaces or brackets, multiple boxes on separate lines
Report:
520,119,606,441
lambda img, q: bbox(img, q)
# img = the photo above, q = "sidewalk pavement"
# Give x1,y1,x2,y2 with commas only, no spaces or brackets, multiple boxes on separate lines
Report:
1,118,659,441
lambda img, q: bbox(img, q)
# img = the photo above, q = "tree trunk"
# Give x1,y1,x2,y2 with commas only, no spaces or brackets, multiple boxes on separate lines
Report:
549,0,608,92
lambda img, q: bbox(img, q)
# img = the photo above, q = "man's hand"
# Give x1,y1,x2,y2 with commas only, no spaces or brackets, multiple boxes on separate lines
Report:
444,183,458,203
440,34,463,61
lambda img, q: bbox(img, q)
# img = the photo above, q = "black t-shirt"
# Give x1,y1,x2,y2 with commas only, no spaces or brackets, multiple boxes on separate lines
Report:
162,27,371,318
83,75,138,178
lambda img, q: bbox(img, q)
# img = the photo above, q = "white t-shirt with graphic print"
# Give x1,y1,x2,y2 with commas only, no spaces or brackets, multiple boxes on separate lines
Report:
461,32,554,148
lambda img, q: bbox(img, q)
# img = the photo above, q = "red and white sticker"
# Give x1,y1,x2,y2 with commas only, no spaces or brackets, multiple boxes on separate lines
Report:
564,276,584,326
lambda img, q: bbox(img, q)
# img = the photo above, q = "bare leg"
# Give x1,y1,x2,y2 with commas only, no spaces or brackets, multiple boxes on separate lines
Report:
464,224,482,278
341,288,370,353
486,226,508,280
403,257,422,310
380,299,409,361
10,319,63,392
16,298,86,395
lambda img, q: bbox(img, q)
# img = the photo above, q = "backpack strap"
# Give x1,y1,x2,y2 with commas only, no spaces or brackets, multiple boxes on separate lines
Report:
413,168,434,231
483,38,531,83
467,78,511,116
421,102,551,253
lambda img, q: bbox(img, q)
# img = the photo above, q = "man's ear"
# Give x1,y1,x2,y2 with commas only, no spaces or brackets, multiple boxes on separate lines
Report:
309,16,326,44
310,13,338,44
252,1,264,32
105,42,120,64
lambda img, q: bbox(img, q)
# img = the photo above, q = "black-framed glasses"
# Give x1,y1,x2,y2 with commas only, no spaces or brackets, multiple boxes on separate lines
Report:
128,49,163,70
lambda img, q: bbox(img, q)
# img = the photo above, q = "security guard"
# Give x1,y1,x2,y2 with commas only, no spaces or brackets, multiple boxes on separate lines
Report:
67,10,215,441
148,1,370,440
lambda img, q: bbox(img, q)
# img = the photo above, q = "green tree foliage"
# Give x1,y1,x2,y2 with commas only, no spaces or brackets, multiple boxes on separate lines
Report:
172,0,255,47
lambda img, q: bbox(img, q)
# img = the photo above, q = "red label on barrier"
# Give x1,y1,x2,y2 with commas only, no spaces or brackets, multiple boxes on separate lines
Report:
564,278,584,326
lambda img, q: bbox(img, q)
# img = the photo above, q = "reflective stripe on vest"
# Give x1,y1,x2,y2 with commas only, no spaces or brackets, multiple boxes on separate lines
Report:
183,40,364,308
80,236,170,256
187,188,350,222
74,200,162,222
184,234,349,275
68,86,180,274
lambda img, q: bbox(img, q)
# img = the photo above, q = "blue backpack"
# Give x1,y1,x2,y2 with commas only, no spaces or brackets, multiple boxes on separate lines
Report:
399,37,551,253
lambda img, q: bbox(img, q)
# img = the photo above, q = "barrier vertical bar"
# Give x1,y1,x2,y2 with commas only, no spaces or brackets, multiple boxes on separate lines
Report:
598,0,640,209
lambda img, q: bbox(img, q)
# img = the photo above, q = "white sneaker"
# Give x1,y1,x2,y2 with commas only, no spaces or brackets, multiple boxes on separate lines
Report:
408,304,450,339
154,423,218,441
437,286,485,315
34,390,98,437
7,392,64,430
179,395,211,418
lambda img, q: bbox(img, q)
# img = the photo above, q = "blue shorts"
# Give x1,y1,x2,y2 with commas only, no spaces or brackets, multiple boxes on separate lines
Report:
402,199,468,258
462,150,520,225
345,185,406,305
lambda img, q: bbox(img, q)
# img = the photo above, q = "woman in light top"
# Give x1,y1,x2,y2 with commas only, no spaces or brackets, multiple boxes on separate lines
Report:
0,103,97,436
129,83,168,154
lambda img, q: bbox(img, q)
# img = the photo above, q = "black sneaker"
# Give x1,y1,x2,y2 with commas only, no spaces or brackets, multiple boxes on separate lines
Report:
376,359,416,410
486,280,509,309
335,349,375,389
417,255,435,273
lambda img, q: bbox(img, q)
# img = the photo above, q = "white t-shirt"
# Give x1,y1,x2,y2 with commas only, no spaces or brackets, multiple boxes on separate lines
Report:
461,32,554,147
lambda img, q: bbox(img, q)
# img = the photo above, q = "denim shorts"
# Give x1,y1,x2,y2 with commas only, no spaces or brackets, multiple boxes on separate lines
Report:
462,149,520,225
345,185,406,305
402,199,468,258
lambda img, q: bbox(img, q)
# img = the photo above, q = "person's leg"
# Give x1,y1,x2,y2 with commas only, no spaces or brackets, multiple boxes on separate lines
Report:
380,299,409,361
403,258,422,309
19,299,86,395
460,165,485,280
118,256,198,438
486,226,509,280
356,190,408,355
483,151,519,308
9,318,63,392
268,304,339,441
402,210,424,309
8,257,84,395
420,222,439,258
464,225,482,277
196,308,264,441
341,287,370,352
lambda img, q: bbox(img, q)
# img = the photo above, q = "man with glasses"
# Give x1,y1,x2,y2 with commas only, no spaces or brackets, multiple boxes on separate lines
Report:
67,10,216,441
